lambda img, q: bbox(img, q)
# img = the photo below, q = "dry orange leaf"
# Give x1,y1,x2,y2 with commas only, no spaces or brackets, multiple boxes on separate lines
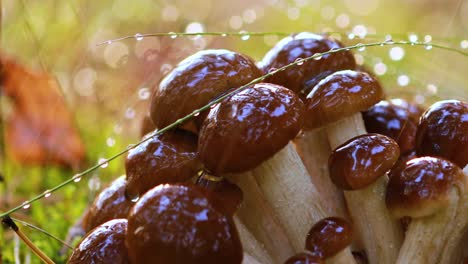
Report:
1,56,85,168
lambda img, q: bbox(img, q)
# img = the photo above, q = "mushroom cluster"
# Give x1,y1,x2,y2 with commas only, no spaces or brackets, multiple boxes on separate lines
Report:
68,33,467,264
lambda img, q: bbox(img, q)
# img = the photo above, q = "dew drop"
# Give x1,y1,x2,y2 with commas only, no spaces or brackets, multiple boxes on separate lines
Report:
384,35,394,43
295,58,304,65
125,108,136,119
134,33,144,41
221,33,228,37
240,31,250,41
268,67,278,73
347,33,355,39
357,44,366,52
73,175,82,183
44,191,52,198
169,32,178,39
425,44,433,50
424,35,432,43
194,112,200,117
106,137,116,147
22,202,31,210
125,189,140,202
138,88,151,100
313,53,323,60
99,158,109,168
106,40,112,45
389,47,405,61
408,34,418,43
397,75,410,86
460,40,468,49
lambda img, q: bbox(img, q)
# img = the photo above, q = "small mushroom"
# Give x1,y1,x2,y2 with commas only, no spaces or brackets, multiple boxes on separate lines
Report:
82,176,134,232
199,83,333,256
126,184,243,264
150,49,262,132
124,129,202,199
386,157,465,264
329,133,403,264
68,219,129,264
305,217,355,263
261,32,354,219
363,100,419,154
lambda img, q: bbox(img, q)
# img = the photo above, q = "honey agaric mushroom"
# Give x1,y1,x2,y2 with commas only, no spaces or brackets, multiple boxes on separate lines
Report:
414,100,468,263
68,219,129,264
199,83,352,262
150,49,262,132
126,184,242,264
261,32,355,219
81,176,134,232
329,134,403,264
363,100,419,154
284,252,324,264
196,173,274,264
386,157,465,264
305,217,355,263
124,129,202,200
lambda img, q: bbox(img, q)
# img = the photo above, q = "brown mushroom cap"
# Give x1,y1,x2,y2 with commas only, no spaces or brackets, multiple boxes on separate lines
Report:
304,70,384,129
68,219,129,264
363,100,419,154
198,83,304,174
386,157,464,219
284,252,324,264
329,133,400,190
126,184,242,264
196,173,243,216
305,217,353,259
389,98,425,123
82,176,134,232
260,32,356,95
125,129,202,199
415,100,468,167
150,49,262,130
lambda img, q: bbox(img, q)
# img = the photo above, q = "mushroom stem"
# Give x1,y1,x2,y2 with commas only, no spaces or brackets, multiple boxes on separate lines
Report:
234,217,273,264
396,189,460,264
437,167,467,264
326,113,403,264
327,250,357,264
228,172,294,263
251,142,328,251
294,129,348,218
243,253,263,264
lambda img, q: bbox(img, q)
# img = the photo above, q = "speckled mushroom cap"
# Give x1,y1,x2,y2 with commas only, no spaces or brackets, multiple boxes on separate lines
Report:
125,129,202,199
305,217,353,259
150,49,263,130
415,100,468,168
260,32,356,95
386,157,464,219
126,184,242,264
82,176,134,232
304,70,384,129
68,219,129,264
329,133,400,190
198,83,305,174
284,252,324,264
363,100,419,154
196,174,243,216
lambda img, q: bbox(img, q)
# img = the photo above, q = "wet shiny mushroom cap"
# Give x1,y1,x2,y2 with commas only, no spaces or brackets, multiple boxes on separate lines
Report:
68,219,129,264
305,217,353,259
82,176,134,232
284,252,324,264
198,83,304,174
196,174,243,216
386,157,464,219
125,129,202,199
126,184,242,264
389,98,424,123
150,49,263,130
260,32,356,95
363,100,419,154
304,70,384,130
329,133,400,190
415,100,468,167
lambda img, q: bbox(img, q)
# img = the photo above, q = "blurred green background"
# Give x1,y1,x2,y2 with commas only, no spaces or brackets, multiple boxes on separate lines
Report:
1,0,467,263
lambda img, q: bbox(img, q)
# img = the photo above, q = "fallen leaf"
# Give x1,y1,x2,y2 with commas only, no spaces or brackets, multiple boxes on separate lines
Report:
1,55,85,168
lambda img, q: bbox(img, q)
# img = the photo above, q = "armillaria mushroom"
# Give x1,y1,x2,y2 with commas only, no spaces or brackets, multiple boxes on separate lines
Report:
124,129,202,200
261,32,356,218
68,219,129,264
329,133,403,264
386,157,465,264
199,83,349,260
126,184,243,264
284,252,324,264
305,217,355,263
414,100,468,263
